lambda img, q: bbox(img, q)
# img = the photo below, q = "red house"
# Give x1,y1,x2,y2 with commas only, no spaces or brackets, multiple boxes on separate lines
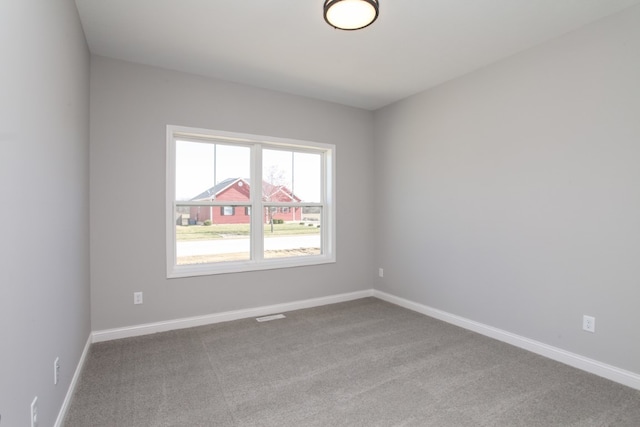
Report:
189,178,302,224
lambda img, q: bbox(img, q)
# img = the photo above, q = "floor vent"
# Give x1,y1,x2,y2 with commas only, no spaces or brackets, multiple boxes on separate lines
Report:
256,314,286,322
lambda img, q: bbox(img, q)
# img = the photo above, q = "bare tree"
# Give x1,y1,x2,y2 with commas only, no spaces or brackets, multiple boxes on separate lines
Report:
263,166,288,233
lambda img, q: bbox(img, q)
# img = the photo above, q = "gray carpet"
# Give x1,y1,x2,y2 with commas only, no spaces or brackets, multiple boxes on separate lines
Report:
64,298,640,426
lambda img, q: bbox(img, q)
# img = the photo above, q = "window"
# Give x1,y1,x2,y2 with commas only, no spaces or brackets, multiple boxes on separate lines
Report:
221,206,235,216
167,125,335,277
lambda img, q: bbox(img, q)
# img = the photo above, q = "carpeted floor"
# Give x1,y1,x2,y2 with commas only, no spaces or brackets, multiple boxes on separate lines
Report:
64,298,640,426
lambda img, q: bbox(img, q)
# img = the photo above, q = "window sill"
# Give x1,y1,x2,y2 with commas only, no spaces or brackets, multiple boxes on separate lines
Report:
167,254,336,278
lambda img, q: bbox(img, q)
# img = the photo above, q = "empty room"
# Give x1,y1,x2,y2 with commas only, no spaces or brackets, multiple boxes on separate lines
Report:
2,0,640,425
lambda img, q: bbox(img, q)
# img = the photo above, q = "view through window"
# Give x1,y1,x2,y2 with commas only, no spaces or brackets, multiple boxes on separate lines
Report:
167,126,335,277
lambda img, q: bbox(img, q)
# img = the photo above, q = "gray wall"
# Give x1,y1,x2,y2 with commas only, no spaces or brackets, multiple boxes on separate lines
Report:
374,5,640,374
90,56,375,331
0,0,90,425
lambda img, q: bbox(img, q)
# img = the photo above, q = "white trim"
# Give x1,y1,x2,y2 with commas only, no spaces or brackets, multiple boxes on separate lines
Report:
170,125,336,151
92,290,373,343
373,290,640,391
165,128,177,277
54,334,92,427
169,255,335,279
84,289,639,395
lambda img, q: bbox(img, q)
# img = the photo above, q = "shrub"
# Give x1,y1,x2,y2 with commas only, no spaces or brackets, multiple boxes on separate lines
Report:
203,220,212,226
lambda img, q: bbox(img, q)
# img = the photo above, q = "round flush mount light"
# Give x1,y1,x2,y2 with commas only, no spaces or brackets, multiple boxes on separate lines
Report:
324,0,379,31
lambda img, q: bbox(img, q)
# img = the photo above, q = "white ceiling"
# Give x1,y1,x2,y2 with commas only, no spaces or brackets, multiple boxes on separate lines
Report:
75,0,640,110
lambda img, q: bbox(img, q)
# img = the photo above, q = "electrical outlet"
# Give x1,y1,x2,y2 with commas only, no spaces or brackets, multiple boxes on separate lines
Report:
583,315,595,333
54,357,60,385
379,268,384,278
134,292,143,305
30,396,38,427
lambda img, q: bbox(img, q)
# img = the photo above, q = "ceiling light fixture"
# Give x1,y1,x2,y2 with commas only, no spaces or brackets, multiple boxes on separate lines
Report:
324,0,379,31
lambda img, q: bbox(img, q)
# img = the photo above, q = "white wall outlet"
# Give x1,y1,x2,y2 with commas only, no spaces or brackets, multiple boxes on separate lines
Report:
30,396,38,427
54,357,60,385
378,268,384,278
134,292,143,305
583,315,595,333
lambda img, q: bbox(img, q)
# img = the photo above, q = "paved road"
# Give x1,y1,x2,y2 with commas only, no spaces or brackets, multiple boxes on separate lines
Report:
177,235,320,256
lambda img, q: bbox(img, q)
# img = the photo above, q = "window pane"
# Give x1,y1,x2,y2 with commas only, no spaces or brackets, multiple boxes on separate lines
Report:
186,205,249,225
176,141,250,202
214,145,251,201
263,207,321,259
263,206,303,224
293,152,321,203
302,206,321,222
176,141,215,201
263,149,322,203
176,206,250,264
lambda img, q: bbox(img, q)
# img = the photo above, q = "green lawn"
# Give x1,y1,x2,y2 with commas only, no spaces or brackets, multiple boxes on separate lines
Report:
176,222,320,241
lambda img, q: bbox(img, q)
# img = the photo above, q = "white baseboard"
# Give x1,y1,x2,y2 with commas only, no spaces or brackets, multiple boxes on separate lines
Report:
373,290,640,391
88,288,639,391
54,334,92,427
92,289,374,343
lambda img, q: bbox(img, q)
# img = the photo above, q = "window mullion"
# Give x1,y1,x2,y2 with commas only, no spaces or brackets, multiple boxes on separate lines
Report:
251,144,264,261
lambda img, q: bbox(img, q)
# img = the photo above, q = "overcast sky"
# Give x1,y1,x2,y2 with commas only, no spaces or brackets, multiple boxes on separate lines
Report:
175,140,321,202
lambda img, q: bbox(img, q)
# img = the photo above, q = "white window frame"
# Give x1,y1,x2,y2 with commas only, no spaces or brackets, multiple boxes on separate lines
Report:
166,125,336,278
